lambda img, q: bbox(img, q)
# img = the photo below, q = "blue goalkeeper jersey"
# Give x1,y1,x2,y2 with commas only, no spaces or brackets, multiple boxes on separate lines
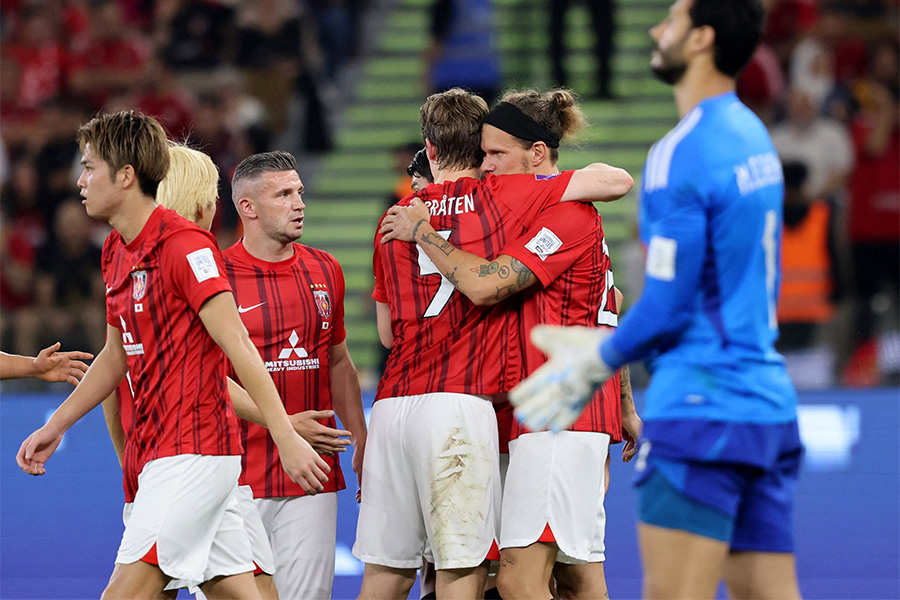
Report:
601,91,797,427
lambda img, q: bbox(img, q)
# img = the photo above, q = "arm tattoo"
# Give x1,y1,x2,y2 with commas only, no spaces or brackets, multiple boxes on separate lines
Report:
411,219,428,241
493,284,519,301
510,258,535,289
477,262,500,277
419,231,455,257
444,269,460,288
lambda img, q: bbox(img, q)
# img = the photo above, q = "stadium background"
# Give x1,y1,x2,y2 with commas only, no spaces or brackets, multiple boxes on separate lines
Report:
2,0,899,598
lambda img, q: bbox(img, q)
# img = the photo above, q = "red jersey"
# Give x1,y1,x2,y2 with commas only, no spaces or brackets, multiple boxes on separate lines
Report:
102,206,242,495
502,202,623,442
373,172,574,400
223,240,347,498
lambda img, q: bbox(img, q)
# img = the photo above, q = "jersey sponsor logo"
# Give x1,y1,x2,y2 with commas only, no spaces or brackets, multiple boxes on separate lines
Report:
119,315,144,356
186,247,219,283
646,235,677,282
238,302,266,314
524,227,563,261
267,331,320,371
734,152,782,195
131,270,147,301
278,330,308,359
313,290,332,319
424,193,476,217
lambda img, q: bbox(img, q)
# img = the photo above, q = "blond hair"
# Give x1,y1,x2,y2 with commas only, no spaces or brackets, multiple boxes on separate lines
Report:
157,145,219,220
499,88,587,164
76,111,169,198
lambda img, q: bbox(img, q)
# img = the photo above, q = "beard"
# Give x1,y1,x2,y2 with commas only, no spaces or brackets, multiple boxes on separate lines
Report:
651,61,688,85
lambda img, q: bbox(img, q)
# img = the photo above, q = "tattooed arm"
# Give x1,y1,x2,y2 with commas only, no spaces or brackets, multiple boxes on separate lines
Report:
379,198,538,306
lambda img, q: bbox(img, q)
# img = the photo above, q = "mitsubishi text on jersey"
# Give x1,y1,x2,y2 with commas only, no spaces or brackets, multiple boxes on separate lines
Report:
223,240,347,498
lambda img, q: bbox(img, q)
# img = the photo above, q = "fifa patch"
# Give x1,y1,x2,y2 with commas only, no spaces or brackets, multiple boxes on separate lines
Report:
314,290,332,319
131,270,147,301
186,248,219,283
646,235,677,281
524,227,563,261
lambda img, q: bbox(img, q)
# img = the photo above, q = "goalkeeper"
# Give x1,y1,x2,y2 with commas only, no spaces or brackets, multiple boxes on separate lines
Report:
512,1,803,599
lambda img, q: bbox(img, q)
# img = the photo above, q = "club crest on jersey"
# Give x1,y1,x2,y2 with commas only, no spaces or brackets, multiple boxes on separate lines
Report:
131,270,148,301
314,290,332,319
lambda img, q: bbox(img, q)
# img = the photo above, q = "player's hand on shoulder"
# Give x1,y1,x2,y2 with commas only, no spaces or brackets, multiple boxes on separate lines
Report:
510,325,613,432
277,433,331,495
289,410,351,456
379,197,430,244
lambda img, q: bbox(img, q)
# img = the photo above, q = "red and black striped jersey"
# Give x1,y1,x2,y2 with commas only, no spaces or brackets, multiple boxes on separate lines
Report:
102,206,242,495
502,202,623,442
373,172,573,400
223,240,347,498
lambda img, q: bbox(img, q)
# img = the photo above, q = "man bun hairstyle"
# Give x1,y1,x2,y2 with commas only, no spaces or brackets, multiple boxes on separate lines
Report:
499,88,587,164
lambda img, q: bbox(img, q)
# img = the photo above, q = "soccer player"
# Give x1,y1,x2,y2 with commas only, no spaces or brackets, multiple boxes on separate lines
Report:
407,147,434,192
380,88,641,600
16,111,329,599
224,151,367,600
98,143,289,600
0,343,92,385
354,87,633,600
510,2,803,598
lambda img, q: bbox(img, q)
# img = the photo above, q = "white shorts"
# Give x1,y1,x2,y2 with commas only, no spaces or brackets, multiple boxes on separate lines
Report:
193,484,277,598
353,393,501,570
501,431,610,564
116,454,254,590
256,493,338,600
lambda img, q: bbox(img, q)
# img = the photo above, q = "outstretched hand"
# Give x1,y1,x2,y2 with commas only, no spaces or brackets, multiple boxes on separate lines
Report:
510,325,613,432
33,342,93,386
379,197,431,243
289,410,351,456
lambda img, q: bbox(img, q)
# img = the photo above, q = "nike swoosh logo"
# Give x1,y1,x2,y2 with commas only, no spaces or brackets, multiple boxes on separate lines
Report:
238,302,266,314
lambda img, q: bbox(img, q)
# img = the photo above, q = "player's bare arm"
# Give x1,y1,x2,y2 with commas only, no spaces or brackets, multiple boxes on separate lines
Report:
560,163,634,203
329,340,367,498
198,290,331,494
1,343,93,384
101,391,126,467
619,365,641,462
375,301,393,349
380,198,538,305
228,377,351,455
17,324,128,475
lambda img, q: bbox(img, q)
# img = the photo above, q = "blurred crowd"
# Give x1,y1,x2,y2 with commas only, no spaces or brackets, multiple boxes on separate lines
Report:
1,0,364,358
736,0,899,386
1,0,898,387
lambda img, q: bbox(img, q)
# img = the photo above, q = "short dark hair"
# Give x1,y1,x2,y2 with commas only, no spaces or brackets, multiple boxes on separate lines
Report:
76,111,169,198
407,147,434,183
689,0,763,78
231,151,297,205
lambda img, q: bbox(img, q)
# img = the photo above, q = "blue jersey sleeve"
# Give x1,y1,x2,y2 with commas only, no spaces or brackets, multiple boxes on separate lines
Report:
601,165,707,369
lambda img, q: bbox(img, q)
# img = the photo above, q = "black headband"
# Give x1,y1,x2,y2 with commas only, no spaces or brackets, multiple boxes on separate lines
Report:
483,102,560,148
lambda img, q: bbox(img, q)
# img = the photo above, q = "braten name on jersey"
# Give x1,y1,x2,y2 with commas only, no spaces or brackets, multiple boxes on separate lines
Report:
265,358,320,372
425,194,476,216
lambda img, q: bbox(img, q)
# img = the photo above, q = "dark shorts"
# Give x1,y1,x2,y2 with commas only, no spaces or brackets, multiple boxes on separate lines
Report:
635,425,802,553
